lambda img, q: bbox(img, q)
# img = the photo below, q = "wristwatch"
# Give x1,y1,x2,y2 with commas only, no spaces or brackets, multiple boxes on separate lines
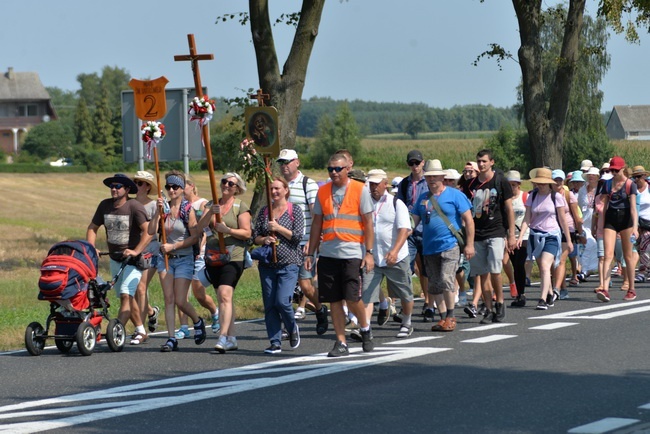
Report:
366,248,374,254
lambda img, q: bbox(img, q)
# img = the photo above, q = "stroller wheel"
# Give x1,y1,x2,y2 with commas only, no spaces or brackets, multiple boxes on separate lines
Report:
106,319,126,352
55,339,74,354
76,322,96,356
25,322,46,356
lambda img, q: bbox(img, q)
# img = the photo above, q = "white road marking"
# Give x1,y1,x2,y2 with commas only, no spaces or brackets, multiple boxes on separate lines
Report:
384,336,443,345
461,334,517,343
530,300,650,320
638,402,650,410
0,346,450,433
567,417,640,433
461,323,516,332
529,322,579,330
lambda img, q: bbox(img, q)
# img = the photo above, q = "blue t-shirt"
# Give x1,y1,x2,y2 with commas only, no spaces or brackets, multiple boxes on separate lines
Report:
411,187,472,255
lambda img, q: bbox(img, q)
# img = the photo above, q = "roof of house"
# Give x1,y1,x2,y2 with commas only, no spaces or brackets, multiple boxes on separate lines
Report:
609,105,650,132
0,68,51,100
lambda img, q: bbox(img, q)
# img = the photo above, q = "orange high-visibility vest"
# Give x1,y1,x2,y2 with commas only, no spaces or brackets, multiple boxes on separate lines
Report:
318,180,365,243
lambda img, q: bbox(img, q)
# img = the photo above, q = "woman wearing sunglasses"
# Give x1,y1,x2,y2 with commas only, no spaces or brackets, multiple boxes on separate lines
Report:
149,170,206,352
597,156,638,302
197,172,252,353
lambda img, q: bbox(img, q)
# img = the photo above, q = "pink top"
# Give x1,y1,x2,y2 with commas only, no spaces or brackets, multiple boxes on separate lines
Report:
526,190,567,233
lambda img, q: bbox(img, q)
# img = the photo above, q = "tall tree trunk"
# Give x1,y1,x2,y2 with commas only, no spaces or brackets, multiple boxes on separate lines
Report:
513,0,585,169
249,0,325,149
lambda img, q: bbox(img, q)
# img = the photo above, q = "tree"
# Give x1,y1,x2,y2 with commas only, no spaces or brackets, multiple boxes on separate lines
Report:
21,121,74,159
404,116,425,139
92,87,118,161
309,102,361,168
73,98,94,148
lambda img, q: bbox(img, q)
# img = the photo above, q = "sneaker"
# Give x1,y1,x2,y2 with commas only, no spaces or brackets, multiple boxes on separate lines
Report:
264,343,282,354
211,312,220,333
421,303,429,316
396,324,413,338
423,308,435,322
511,295,526,307
457,292,468,307
480,311,494,324
147,306,159,333
294,307,306,321
225,336,238,351
214,335,228,354
546,291,557,307
327,340,349,357
553,289,560,303
560,289,570,300
290,324,301,349
281,329,289,340
536,299,548,310
623,289,637,301
360,329,374,352
596,289,611,302
160,337,178,352
349,329,363,342
478,303,488,316
316,305,329,335
634,273,646,283
175,327,190,340
494,302,505,323
509,283,518,298
464,304,478,318
393,311,403,323
525,277,531,287
577,272,589,282
376,307,389,326
194,317,206,345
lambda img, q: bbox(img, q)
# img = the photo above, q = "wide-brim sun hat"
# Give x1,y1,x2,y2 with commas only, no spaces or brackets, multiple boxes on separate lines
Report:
133,170,157,190
529,168,555,184
631,165,649,177
103,173,138,193
423,159,445,176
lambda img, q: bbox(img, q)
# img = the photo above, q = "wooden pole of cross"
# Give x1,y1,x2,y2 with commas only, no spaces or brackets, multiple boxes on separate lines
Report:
174,34,228,256
249,89,277,263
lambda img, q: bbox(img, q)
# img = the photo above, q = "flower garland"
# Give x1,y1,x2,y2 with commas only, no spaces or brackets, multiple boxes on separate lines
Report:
188,95,215,127
141,121,166,159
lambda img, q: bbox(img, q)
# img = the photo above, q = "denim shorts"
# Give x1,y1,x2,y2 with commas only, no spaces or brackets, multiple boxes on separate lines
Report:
155,254,194,280
529,235,560,257
110,259,142,297
193,255,206,281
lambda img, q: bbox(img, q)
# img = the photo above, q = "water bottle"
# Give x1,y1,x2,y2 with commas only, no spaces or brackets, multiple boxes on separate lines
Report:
631,234,637,246
161,190,170,215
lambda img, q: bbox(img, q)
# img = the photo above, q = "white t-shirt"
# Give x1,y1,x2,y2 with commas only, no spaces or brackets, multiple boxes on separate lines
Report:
372,192,411,267
638,186,650,220
287,171,318,245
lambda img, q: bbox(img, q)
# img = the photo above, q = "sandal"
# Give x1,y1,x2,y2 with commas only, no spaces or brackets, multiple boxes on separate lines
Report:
160,337,178,352
130,332,148,345
569,278,579,286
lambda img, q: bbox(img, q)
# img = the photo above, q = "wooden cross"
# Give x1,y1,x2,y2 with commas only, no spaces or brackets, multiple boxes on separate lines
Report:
174,34,227,255
249,89,270,107
174,34,214,98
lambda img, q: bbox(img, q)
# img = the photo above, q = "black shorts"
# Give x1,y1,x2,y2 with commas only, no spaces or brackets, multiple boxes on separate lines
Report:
317,256,363,303
205,261,244,289
604,207,633,232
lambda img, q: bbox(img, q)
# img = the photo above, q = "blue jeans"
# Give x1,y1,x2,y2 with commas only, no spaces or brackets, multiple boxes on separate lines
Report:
259,264,299,345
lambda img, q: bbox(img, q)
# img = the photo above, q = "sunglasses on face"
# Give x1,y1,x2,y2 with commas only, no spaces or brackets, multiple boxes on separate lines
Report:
109,183,124,190
135,181,147,187
610,169,620,174
221,179,237,187
408,160,422,167
633,175,644,180
278,159,295,165
165,184,182,191
601,170,610,174
327,166,345,173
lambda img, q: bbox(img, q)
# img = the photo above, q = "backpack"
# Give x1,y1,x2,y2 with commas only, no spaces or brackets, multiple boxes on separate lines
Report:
38,240,98,301
263,202,295,221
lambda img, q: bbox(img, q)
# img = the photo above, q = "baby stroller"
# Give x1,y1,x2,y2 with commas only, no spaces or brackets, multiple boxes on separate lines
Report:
25,240,127,356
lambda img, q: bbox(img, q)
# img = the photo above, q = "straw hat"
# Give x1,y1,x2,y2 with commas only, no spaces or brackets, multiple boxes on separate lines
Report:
133,170,156,190
631,165,649,177
529,168,555,184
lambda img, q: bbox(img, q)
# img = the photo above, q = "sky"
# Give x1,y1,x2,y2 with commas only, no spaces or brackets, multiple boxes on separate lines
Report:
1,0,647,111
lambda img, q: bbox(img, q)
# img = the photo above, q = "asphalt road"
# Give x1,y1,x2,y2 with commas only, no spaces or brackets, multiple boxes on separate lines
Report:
1,276,650,434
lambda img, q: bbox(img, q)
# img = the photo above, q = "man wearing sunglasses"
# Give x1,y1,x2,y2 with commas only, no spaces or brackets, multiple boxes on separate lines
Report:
87,173,151,340
305,153,375,357
277,149,329,334
396,150,432,321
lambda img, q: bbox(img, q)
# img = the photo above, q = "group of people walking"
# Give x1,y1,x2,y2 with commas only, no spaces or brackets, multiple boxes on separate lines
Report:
85,148,645,357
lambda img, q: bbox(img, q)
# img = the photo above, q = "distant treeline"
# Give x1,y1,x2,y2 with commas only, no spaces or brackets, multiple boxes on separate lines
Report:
295,97,522,137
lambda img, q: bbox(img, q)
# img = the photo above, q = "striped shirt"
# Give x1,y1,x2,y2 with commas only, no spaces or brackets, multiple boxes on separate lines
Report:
287,171,318,245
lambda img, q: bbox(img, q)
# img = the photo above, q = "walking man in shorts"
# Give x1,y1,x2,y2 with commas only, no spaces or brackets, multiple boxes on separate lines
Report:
305,153,375,357
87,173,151,340
462,149,515,323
